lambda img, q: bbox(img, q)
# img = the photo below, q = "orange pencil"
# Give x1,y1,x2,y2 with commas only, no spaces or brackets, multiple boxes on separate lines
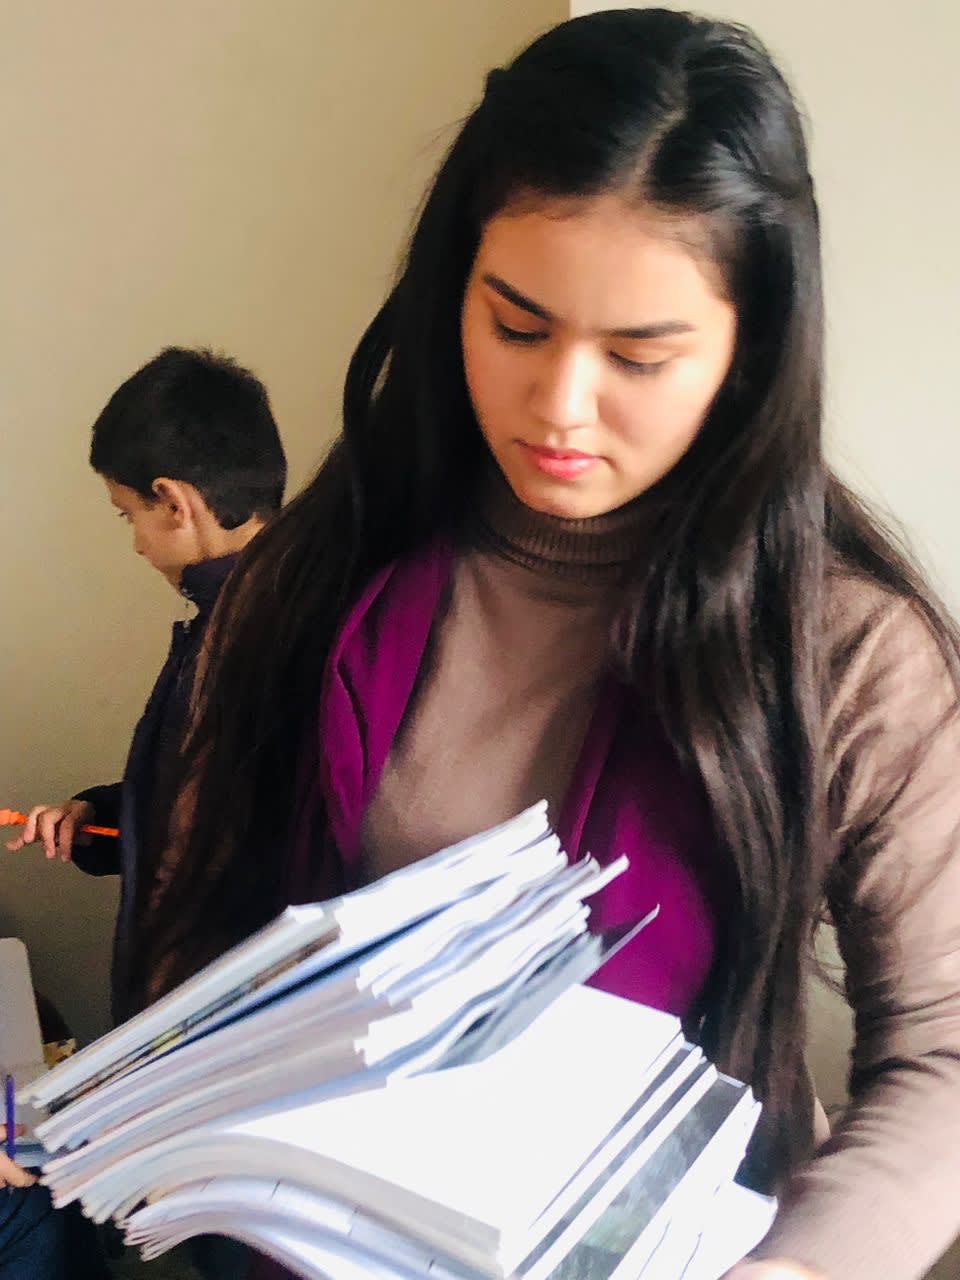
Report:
0,808,119,838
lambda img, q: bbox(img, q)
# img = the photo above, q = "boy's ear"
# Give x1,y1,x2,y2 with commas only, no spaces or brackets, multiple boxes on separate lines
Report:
151,478,194,529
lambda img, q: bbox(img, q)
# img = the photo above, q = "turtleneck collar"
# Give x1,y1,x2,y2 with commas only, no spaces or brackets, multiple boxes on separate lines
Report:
467,465,652,583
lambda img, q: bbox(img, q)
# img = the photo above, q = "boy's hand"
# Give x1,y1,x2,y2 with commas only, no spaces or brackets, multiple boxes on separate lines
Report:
5,800,96,861
0,1125,38,1188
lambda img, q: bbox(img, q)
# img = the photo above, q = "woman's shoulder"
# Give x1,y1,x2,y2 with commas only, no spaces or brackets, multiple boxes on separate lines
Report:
823,559,959,784
825,560,953,686
826,560,911,649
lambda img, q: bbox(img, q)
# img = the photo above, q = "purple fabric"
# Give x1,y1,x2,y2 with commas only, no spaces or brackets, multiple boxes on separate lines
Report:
556,676,725,1012
289,537,726,1019
285,541,456,902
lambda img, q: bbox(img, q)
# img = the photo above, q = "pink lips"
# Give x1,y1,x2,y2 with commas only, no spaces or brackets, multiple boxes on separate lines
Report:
520,442,600,481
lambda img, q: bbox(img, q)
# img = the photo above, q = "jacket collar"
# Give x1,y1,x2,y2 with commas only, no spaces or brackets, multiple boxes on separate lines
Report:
179,554,237,619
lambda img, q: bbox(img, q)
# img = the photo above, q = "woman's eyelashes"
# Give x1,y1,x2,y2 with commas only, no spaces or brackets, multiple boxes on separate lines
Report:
494,318,546,345
494,317,668,376
610,352,668,376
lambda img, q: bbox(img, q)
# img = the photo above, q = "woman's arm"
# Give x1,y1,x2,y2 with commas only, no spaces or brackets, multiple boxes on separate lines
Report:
754,589,960,1279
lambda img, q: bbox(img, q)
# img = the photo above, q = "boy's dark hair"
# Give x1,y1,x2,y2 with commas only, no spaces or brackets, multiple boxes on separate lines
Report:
90,347,287,529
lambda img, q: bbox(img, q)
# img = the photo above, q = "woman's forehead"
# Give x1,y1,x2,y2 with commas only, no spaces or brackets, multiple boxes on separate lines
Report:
473,195,733,330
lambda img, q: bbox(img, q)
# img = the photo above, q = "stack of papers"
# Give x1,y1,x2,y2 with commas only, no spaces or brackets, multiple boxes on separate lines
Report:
21,804,774,1278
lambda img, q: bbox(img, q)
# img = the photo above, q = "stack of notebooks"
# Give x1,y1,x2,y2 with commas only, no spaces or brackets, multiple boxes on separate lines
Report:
20,803,775,1279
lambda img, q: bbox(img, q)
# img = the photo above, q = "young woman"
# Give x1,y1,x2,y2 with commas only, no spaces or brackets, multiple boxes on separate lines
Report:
137,9,960,1279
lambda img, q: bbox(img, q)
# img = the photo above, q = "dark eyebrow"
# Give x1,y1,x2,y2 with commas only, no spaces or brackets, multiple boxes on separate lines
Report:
481,272,696,339
483,273,554,321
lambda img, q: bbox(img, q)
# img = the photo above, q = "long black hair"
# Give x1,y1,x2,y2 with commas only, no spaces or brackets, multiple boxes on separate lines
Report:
133,8,958,1183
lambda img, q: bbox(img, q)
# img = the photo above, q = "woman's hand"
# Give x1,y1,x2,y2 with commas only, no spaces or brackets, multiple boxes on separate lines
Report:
0,1125,38,1189
725,1263,825,1280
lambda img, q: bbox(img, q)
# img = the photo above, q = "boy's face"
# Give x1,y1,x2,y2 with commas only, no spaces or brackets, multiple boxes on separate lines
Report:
104,478,190,586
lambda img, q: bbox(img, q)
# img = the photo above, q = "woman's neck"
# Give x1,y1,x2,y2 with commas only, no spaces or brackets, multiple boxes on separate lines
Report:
467,465,652,583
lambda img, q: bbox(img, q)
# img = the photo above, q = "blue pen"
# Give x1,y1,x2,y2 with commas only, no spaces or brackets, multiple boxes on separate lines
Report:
4,1072,16,1164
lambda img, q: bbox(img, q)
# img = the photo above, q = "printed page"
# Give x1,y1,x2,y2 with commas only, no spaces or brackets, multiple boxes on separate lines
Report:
37,874,595,1155
225,987,682,1252
21,907,339,1110
26,805,555,1113
636,1181,776,1280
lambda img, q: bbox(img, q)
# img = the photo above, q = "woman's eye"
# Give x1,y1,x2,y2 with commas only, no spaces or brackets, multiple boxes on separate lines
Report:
610,352,669,376
494,320,547,346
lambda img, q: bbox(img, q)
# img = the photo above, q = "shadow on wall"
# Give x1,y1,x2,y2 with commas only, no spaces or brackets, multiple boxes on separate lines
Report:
0,853,117,1046
807,926,853,1114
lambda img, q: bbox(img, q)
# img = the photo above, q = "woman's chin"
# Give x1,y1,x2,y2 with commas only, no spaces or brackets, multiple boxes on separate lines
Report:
506,474,619,522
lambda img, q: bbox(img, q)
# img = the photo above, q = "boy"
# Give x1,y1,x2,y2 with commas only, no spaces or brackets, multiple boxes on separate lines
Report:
7,347,287,1027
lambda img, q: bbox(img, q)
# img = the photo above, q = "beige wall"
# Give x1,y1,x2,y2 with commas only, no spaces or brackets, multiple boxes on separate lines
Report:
0,0,564,1045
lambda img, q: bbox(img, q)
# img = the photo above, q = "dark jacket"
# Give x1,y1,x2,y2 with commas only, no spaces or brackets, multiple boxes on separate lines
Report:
73,555,236,1022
